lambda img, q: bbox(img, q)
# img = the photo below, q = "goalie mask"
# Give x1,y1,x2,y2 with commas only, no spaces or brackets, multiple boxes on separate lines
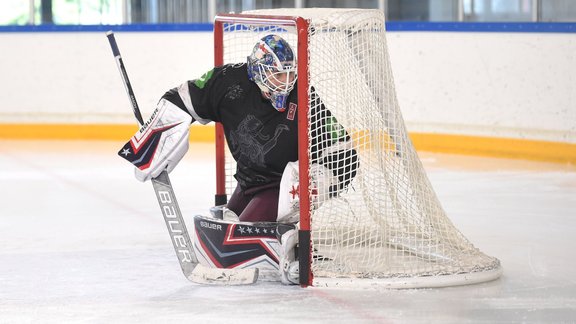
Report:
247,35,297,112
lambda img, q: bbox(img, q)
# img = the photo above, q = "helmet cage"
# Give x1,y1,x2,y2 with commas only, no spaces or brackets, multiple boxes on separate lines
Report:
254,61,297,94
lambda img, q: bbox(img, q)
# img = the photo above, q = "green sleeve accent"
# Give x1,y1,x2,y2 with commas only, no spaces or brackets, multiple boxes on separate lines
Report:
193,69,215,89
326,116,346,142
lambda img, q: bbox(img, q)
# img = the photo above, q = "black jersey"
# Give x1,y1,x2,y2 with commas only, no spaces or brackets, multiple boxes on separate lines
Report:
162,63,357,192
163,64,298,190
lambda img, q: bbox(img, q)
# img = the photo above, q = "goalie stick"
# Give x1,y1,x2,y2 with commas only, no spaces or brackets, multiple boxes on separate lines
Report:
105,31,258,285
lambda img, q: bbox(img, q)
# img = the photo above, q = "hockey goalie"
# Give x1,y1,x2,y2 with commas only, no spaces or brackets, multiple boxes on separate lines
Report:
118,34,357,284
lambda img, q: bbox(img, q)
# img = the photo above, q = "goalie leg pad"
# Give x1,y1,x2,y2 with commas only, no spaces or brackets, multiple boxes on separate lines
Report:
193,215,281,280
277,162,301,223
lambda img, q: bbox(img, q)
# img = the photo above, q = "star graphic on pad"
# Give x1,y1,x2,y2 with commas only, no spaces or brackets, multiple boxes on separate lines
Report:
121,148,131,156
289,185,299,199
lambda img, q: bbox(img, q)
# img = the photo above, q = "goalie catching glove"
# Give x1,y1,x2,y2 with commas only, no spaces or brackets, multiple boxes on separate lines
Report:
118,99,192,182
277,162,339,223
277,140,358,223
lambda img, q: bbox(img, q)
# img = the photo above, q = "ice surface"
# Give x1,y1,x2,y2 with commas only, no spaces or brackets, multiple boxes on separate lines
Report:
1,140,575,323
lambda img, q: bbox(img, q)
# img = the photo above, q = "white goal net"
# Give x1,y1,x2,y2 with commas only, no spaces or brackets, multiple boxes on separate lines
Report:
214,8,502,288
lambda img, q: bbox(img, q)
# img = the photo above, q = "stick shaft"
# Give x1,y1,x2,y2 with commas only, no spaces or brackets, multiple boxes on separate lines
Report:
106,31,145,126
106,30,197,278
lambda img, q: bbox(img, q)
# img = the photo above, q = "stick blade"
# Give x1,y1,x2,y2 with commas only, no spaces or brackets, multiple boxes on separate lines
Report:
188,264,259,286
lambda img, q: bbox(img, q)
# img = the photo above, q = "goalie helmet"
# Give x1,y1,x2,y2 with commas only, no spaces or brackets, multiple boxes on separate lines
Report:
247,35,297,112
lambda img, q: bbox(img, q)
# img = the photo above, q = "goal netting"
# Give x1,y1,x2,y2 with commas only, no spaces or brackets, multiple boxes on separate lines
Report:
214,8,502,288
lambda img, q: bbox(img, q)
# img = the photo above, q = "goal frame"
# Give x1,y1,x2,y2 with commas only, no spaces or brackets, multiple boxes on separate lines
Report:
213,13,313,286
212,11,502,288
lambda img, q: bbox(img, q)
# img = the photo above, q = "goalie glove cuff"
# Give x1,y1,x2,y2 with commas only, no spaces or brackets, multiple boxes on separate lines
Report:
118,99,192,182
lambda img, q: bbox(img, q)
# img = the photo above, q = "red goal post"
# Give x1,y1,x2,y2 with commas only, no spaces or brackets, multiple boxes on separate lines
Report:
213,14,314,286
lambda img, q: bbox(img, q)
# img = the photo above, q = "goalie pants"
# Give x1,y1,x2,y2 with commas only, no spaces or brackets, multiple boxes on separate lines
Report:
227,184,279,223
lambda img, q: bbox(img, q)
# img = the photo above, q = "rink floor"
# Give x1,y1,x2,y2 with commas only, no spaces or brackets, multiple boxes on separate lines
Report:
1,140,575,323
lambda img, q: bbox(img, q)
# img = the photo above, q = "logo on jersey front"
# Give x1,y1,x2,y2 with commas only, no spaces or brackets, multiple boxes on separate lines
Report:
229,115,289,168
